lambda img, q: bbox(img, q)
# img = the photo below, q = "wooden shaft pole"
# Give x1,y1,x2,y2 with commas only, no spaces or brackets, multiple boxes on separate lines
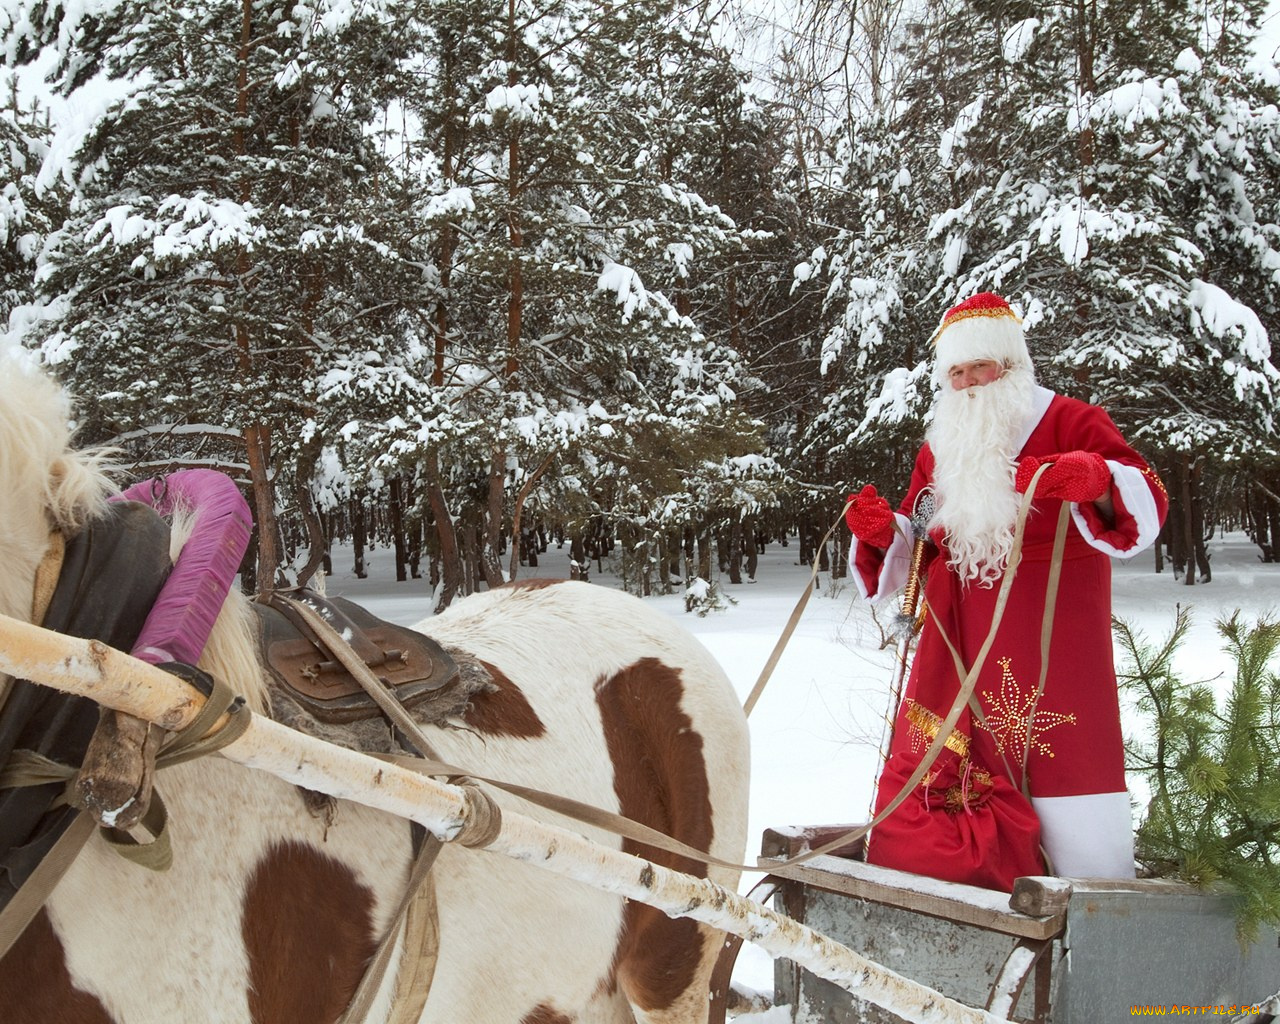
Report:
0,613,1009,1024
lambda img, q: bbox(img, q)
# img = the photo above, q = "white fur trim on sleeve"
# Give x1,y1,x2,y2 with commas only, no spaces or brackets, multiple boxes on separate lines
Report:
1070,460,1162,559
848,512,913,604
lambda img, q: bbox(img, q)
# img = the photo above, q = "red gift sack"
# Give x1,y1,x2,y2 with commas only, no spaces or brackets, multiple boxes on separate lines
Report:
865,731,1045,892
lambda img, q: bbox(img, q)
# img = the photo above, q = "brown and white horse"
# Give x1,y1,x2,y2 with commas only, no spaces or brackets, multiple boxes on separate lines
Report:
0,358,751,1024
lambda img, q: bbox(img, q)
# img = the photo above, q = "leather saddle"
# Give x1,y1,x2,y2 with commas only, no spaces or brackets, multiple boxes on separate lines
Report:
253,590,459,724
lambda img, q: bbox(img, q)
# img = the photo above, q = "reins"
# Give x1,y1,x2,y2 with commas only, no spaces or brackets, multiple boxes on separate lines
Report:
742,501,852,718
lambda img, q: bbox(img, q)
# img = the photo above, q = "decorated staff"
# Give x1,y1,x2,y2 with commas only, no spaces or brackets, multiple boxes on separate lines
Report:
851,485,934,821
845,292,1168,891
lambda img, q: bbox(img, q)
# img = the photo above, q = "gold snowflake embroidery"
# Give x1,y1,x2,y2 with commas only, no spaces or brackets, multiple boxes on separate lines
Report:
979,657,1077,760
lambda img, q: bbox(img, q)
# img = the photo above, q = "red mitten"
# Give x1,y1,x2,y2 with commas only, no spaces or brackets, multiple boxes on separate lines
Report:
844,485,896,548
1015,451,1111,502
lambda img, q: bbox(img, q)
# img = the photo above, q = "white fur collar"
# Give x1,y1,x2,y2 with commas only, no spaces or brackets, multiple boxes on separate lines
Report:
1013,386,1056,454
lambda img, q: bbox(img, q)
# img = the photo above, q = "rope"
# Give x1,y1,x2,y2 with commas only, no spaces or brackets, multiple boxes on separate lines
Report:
743,498,852,717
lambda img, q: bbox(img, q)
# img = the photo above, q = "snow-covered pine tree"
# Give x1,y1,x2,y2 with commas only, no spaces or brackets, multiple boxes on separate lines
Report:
807,0,1280,563
575,1,791,593
342,0,772,603
0,73,58,337
4,0,430,589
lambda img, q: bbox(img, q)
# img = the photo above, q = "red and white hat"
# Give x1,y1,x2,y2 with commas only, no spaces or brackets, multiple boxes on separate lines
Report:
932,292,1030,383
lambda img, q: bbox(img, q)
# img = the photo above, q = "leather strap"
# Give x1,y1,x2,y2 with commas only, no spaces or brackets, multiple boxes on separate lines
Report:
743,499,852,717
0,810,95,959
336,834,443,1024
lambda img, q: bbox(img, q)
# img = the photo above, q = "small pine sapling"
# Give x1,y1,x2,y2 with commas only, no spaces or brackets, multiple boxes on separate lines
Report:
1117,608,1280,943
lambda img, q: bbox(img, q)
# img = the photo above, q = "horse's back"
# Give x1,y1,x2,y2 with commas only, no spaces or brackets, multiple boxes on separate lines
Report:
416,580,750,1023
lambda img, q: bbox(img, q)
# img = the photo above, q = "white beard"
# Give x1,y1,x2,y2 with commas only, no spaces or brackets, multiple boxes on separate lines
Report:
925,368,1036,587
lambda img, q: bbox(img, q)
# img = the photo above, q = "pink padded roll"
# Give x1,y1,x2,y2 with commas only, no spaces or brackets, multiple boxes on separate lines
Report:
112,470,252,666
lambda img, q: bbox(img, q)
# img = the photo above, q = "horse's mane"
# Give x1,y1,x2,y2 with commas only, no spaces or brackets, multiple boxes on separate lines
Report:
0,354,115,534
0,356,270,714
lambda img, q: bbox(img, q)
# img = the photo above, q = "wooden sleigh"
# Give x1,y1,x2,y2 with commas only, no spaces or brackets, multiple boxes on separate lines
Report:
757,825,1280,1024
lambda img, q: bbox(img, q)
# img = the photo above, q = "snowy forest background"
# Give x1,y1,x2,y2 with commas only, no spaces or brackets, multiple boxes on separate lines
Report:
2,0,1279,608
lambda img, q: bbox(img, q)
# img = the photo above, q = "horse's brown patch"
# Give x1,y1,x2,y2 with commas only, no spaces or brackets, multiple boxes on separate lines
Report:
241,841,379,1024
0,909,116,1024
520,1003,573,1024
595,658,713,1012
462,661,546,738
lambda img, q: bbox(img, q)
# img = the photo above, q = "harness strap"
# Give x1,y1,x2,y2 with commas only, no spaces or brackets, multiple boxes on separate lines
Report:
0,809,94,960
336,834,443,1024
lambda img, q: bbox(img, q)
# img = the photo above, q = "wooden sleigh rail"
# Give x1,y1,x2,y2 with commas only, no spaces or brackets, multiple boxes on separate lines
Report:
762,824,1213,933
0,614,1015,1024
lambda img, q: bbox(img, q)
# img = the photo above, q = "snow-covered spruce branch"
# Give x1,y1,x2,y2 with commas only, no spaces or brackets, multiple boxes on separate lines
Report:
109,423,246,444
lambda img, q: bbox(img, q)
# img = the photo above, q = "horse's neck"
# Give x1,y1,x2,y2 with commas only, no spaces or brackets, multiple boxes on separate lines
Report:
200,589,273,716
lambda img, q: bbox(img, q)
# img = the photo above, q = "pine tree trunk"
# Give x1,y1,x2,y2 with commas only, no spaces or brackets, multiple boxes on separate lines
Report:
507,453,554,581
480,447,506,588
320,510,333,576
1181,452,1196,586
460,522,478,596
424,454,463,611
728,516,743,584
244,423,281,593
798,513,815,567
351,495,367,580
241,529,258,595
667,530,682,585
294,467,326,589
1265,478,1280,565
682,527,697,585
405,475,422,579
390,476,408,583
1190,458,1211,583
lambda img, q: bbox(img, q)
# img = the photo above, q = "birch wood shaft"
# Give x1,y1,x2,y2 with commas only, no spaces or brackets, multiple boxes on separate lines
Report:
0,613,1010,1024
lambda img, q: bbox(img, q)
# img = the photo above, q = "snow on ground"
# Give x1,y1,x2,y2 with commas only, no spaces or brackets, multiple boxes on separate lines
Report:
324,529,1278,1006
